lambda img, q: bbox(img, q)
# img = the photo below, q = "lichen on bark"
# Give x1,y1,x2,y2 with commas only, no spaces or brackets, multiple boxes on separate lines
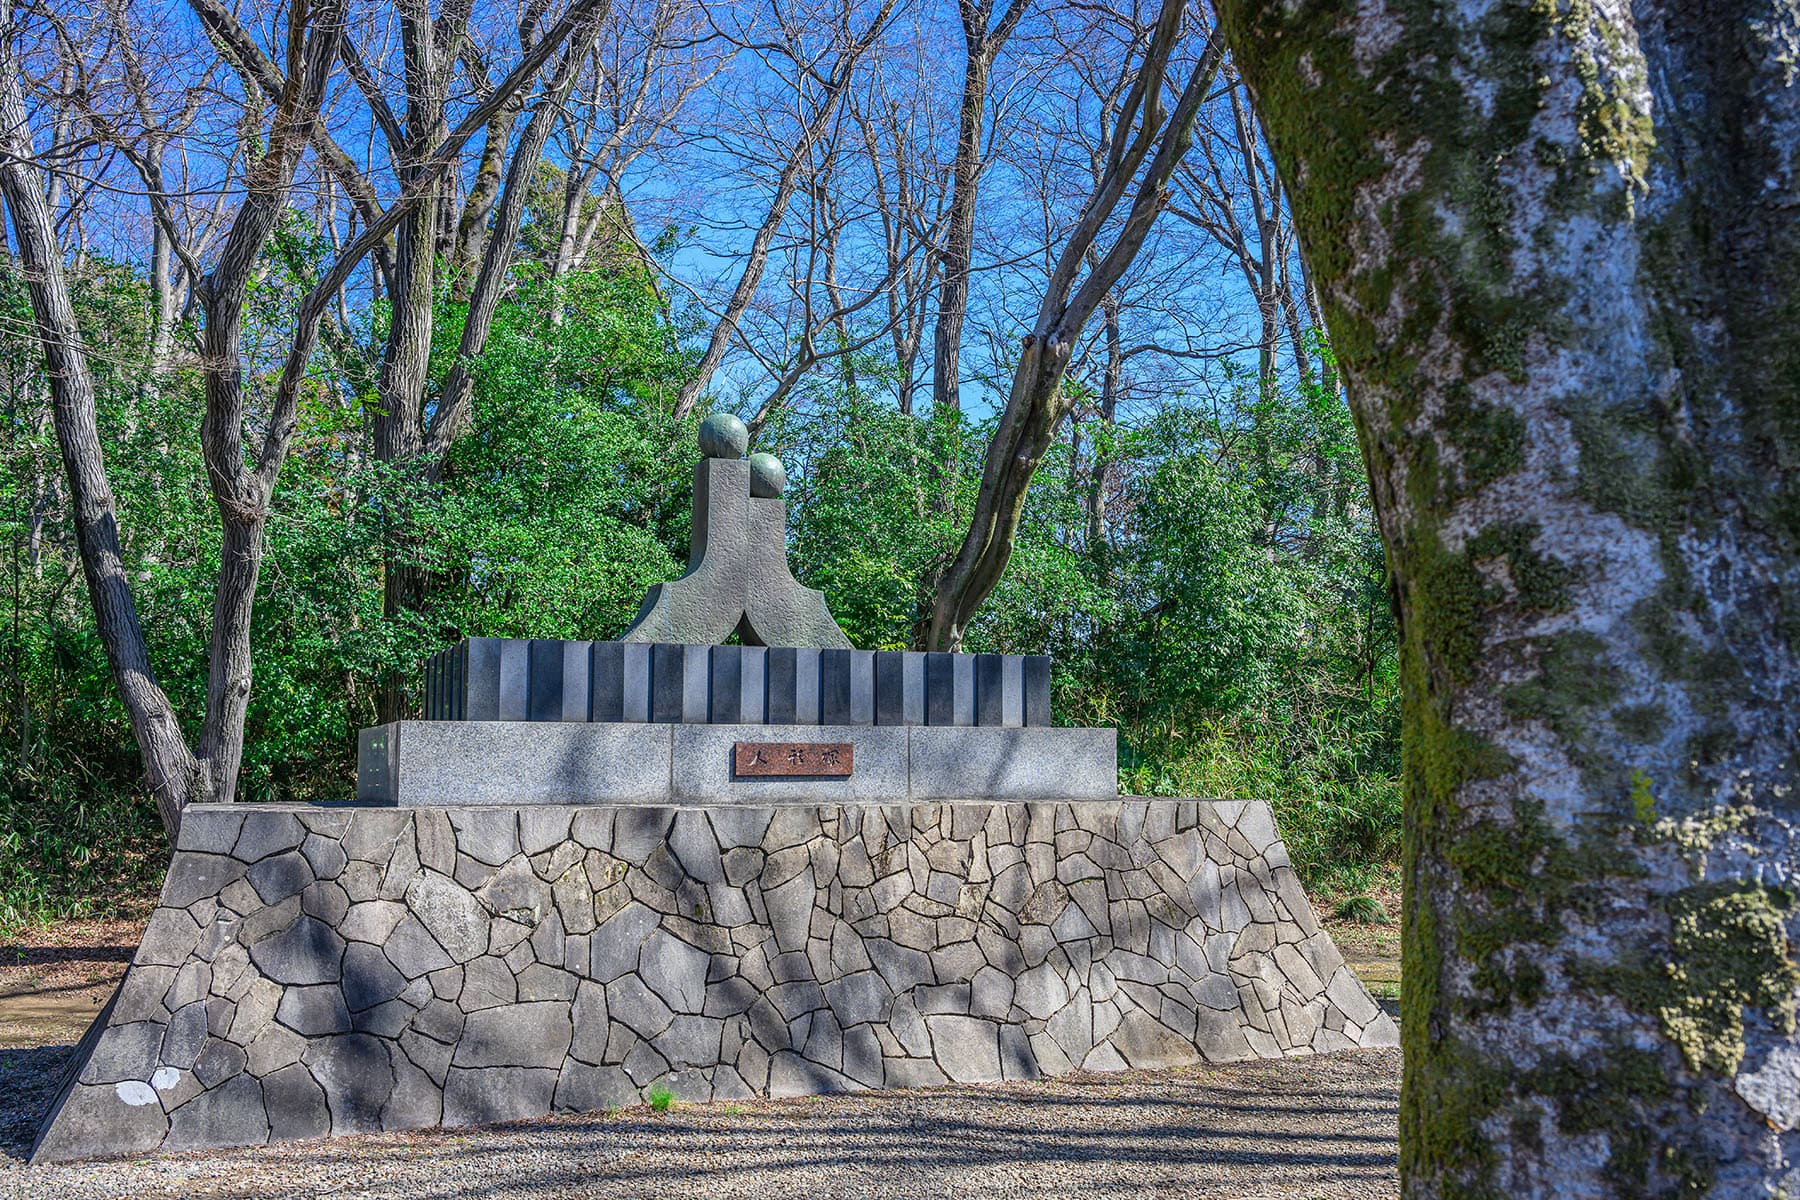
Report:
1653,883,1799,1075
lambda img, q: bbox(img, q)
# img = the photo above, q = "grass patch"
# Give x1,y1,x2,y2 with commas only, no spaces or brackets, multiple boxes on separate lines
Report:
1334,894,1391,924
0,781,165,940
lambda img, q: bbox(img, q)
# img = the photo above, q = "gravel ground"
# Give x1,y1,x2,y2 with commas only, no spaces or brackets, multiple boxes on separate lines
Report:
2,914,1402,1199
0,1044,1399,1200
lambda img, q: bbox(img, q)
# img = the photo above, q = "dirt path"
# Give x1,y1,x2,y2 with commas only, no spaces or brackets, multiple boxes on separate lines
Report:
2,914,1403,1199
0,918,141,1050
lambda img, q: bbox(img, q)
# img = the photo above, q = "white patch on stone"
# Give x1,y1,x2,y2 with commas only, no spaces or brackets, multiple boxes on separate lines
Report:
115,1080,159,1107
1736,1042,1800,1130
150,1066,181,1091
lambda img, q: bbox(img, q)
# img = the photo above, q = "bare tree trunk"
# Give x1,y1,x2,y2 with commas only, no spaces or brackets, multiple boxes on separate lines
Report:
2,0,571,826
929,0,1030,414
453,103,524,285
1,0,346,826
0,25,195,836
189,0,350,806
1084,290,1120,554
372,0,612,721
852,92,942,417
370,0,469,723
431,7,609,456
189,0,398,293
669,98,842,418
1220,3,1800,1196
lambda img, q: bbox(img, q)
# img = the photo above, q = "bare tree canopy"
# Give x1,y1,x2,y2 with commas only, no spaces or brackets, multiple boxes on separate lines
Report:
0,0,617,830
2,0,1343,845
924,2,1225,650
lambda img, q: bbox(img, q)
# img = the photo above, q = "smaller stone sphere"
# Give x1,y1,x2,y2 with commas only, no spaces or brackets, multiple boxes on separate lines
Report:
748,452,787,498
697,412,749,459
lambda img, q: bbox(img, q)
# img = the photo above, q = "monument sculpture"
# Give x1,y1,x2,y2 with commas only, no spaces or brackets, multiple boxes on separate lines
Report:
29,415,1396,1163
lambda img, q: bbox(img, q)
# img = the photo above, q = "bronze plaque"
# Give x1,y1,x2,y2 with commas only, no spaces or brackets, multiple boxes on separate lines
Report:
733,741,854,778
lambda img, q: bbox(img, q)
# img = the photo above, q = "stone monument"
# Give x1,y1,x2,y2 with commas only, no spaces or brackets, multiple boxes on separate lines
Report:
29,416,1396,1163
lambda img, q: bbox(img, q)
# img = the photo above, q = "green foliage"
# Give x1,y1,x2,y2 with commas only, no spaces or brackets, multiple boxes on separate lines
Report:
645,1083,676,1113
1095,372,1402,884
0,261,170,931
0,243,1400,931
420,266,693,645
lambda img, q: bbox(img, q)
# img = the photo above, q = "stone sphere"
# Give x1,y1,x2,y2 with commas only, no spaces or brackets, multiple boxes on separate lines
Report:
748,452,787,498
697,412,749,459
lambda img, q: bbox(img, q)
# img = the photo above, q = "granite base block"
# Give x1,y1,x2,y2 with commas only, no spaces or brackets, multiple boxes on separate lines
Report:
31,798,1397,1163
357,722,1118,807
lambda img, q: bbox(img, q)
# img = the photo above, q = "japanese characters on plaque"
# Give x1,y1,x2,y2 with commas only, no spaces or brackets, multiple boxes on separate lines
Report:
732,741,854,778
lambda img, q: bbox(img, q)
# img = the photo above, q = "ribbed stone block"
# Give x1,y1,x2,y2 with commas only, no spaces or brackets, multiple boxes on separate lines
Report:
424,640,1051,729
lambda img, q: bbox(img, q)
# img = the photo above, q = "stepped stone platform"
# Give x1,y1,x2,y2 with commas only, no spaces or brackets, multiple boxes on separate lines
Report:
28,418,1397,1164
29,797,1396,1162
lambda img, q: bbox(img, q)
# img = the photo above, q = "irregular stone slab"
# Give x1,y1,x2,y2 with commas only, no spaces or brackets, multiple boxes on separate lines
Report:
339,900,406,945
248,852,312,905
638,930,709,1014
383,914,455,978
301,834,348,881
249,917,344,986
262,1064,330,1141
78,1020,164,1086
276,986,351,1036
161,855,249,911
589,902,659,982
767,1051,859,1097
233,813,305,862
555,1062,637,1111
342,944,408,1013
447,810,518,866
30,1082,169,1162
164,1074,270,1152
443,1066,557,1127
607,974,674,1039
824,970,894,1027
305,1033,396,1136
405,871,489,963
927,1015,1003,1083
453,1003,573,1069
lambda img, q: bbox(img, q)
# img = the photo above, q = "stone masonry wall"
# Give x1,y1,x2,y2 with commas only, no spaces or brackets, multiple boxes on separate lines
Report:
32,798,1397,1162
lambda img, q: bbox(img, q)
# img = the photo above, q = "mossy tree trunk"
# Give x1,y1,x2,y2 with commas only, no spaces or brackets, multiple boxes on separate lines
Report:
1217,4,1800,1196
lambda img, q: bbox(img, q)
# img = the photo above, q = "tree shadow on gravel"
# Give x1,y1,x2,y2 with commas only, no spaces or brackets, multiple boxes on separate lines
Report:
148,1057,1400,1200
6,1052,1402,1198
0,1045,73,1163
